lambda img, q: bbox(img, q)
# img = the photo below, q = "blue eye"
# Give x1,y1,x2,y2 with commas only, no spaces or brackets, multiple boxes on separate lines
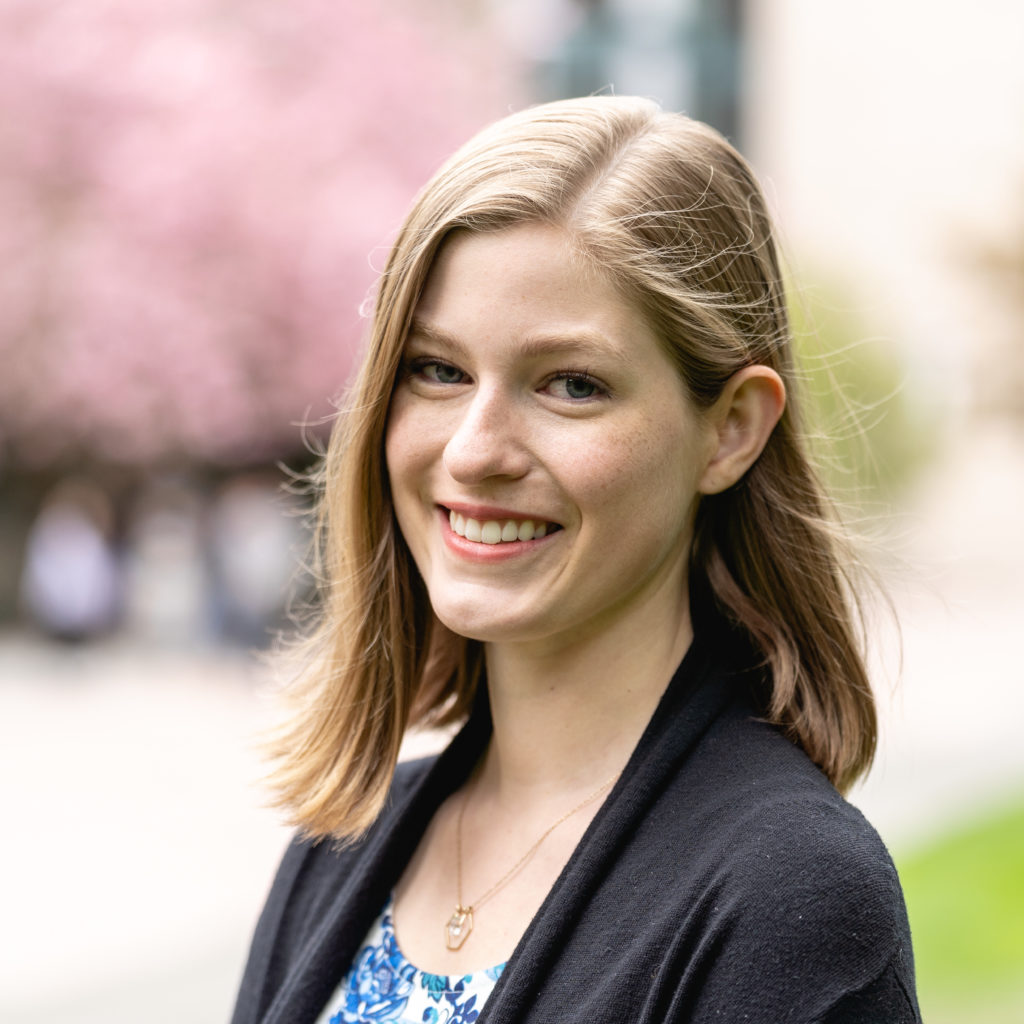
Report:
547,373,603,401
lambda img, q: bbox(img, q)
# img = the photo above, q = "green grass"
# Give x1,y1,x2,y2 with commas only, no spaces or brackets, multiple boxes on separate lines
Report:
895,795,1024,1023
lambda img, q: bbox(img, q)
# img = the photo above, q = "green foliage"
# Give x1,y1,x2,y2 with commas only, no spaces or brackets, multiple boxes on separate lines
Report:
896,795,1024,1023
787,285,937,504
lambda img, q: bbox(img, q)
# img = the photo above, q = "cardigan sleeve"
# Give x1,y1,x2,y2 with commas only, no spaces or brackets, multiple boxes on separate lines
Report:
674,792,922,1023
229,756,444,1024
814,958,920,1023
230,836,320,1024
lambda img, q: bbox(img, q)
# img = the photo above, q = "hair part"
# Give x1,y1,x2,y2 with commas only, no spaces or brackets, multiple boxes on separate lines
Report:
267,96,878,841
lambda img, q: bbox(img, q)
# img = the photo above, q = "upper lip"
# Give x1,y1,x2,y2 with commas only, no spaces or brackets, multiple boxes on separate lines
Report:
440,501,559,524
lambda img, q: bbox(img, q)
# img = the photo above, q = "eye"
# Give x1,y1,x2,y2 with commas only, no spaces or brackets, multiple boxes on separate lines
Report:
409,358,466,385
544,372,605,401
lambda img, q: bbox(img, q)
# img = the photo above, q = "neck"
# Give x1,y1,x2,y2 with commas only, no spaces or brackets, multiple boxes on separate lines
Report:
477,582,693,805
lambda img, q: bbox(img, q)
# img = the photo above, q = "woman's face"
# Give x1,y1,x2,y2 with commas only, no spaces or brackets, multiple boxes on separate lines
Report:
385,223,717,653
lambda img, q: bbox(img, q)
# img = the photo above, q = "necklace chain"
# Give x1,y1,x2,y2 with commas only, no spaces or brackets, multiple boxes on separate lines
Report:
445,770,617,950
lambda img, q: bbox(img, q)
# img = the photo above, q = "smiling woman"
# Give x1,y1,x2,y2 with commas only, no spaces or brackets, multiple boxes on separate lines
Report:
386,224,729,654
231,97,920,1024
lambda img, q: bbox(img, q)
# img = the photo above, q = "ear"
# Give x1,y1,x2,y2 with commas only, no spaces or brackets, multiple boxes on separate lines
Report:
698,365,786,495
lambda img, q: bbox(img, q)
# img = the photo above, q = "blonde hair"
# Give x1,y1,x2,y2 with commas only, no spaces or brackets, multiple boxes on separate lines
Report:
270,96,877,841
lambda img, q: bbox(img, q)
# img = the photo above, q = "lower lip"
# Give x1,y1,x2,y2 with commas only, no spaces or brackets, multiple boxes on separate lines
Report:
438,507,559,563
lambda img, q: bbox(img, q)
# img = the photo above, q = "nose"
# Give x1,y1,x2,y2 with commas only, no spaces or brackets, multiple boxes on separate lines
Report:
442,385,531,484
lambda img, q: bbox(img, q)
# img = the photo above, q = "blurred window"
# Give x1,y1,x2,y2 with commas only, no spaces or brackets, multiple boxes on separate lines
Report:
514,0,745,142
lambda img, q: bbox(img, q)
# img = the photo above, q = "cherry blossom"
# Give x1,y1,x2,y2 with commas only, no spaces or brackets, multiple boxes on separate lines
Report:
0,0,516,466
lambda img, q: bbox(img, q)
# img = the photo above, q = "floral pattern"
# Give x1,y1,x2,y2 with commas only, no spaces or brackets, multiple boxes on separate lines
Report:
316,896,506,1024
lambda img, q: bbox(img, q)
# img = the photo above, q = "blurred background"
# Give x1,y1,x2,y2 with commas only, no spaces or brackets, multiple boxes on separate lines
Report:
1,1,1021,1021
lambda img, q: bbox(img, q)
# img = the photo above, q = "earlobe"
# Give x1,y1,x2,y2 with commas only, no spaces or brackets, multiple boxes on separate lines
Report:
698,366,786,495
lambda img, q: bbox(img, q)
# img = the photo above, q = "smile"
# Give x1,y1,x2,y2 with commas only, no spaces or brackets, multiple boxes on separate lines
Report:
447,509,558,545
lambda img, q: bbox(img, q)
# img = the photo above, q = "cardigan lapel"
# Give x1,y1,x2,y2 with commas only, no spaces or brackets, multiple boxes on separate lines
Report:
259,620,750,1024
478,632,746,1022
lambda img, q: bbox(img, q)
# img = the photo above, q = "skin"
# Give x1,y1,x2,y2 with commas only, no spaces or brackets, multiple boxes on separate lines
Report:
385,223,785,974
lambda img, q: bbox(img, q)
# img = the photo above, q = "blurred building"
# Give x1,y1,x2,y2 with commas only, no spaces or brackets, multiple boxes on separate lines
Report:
494,0,745,140
497,0,1024,431
743,0,1024,424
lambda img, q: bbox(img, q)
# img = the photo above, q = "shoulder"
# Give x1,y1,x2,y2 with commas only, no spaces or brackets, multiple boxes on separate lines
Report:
661,709,917,1017
709,784,910,965
231,753,440,1024
274,753,439,897
392,752,438,801
682,706,905,924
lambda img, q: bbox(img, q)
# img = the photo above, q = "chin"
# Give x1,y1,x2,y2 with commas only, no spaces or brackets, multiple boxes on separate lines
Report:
434,613,521,644
431,601,539,645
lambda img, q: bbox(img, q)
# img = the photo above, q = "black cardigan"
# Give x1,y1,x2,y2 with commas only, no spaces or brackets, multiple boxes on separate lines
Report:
232,630,920,1023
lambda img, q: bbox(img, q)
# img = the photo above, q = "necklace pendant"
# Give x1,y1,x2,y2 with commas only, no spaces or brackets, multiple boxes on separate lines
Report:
445,905,473,950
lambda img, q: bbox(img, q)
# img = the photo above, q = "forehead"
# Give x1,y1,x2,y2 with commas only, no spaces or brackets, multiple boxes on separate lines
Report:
411,223,643,355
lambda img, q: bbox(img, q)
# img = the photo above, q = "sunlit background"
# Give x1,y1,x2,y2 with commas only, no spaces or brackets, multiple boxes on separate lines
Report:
2,2,1022,1022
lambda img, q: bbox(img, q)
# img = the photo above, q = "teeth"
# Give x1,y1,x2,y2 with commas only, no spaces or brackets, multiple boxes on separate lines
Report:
447,510,553,544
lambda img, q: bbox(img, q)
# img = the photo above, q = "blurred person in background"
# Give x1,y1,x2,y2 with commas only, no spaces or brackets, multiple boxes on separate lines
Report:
121,476,209,647
232,97,920,1023
20,477,120,642
208,473,304,646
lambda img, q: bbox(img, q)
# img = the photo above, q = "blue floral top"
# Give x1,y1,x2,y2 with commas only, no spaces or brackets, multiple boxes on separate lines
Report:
314,895,506,1024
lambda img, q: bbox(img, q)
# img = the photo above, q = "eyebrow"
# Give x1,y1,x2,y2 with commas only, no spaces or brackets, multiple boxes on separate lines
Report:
407,316,627,362
407,317,466,352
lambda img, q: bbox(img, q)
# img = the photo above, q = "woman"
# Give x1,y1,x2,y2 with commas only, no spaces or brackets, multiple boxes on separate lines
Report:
232,97,919,1023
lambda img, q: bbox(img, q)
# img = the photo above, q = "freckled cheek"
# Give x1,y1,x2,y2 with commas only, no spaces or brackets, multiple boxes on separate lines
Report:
573,428,671,491
570,429,699,530
384,416,435,573
382,418,407,494
384,402,449,494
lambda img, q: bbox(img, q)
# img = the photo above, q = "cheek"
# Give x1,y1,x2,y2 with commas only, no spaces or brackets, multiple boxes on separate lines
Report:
384,416,430,578
384,407,425,549
385,396,431,494
574,419,703,533
383,415,406,491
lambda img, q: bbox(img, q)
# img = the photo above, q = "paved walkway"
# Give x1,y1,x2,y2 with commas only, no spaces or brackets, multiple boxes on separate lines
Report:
0,639,290,1024
1,424,1021,1024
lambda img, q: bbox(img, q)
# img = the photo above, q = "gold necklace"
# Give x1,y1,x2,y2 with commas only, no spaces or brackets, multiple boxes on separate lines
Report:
445,772,617,950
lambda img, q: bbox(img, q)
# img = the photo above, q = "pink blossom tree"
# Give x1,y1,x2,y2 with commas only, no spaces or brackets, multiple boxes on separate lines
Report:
0,0,517,468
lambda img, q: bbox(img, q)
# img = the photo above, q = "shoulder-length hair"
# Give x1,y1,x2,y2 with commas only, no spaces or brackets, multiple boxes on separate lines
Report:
270,96,877,841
